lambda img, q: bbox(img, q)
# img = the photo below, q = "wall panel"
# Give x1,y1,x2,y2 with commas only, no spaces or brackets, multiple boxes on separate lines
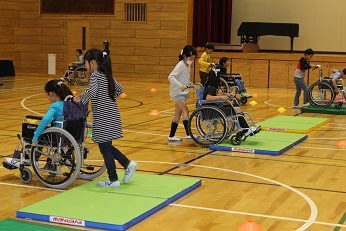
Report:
0,0,188,78
231,0,346,52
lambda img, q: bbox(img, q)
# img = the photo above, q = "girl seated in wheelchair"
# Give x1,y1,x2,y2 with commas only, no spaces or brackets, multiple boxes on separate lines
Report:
5,80,73,168
204,70,261,137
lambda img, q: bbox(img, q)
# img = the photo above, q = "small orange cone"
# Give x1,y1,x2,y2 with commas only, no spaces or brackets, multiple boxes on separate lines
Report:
150,110,160,115
336,140,346,148
237,220,263,231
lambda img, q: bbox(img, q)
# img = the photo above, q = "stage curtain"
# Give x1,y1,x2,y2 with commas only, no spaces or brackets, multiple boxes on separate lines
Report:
193,0,232,47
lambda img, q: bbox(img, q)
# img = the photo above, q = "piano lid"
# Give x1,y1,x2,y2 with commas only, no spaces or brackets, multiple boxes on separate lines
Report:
237,22,299,37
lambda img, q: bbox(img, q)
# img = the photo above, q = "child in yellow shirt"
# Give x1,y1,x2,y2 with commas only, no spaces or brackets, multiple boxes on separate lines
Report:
198,43,214,86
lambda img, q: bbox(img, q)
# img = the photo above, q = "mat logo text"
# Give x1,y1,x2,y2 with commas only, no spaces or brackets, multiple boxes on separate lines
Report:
232,148,254,153
50,216,85,226
268,127,286,132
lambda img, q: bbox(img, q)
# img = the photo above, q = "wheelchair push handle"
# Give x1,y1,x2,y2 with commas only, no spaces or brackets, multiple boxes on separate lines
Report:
186,83,203,89
64,95,74,101
312,64,322,71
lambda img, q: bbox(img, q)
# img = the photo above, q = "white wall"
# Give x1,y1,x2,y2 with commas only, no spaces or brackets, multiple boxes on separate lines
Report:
231,0,346,52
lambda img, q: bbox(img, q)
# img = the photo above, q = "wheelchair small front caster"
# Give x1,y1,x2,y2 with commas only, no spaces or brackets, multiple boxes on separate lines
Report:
335,102,342,109
230,132,242,145
240,97,247,105
67,78,75,85
20,168,32,184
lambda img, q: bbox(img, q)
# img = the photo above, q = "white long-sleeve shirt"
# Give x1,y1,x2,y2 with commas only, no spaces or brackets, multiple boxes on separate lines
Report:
168,60,190,97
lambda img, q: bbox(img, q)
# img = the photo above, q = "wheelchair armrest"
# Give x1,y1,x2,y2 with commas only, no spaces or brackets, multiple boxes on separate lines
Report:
199,99,228,104
26,115,43,120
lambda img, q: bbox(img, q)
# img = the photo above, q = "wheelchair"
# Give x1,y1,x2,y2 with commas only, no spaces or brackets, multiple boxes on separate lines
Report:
187,83,260,147
2,97,106,189
308,65,345,109
214,71,249,105
62,64,90,86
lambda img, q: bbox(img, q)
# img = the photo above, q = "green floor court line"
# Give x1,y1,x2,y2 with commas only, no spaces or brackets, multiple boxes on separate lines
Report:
333,211,346,231
258,116,328,133
17,172,201,230
210,131,307,155
0,218,77,230
302,105,346,115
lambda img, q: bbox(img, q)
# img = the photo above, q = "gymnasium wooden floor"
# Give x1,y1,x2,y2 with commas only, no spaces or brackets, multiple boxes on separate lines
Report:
0,74,345,231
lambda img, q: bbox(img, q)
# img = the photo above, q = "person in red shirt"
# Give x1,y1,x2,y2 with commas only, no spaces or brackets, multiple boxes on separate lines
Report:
293,48,315,109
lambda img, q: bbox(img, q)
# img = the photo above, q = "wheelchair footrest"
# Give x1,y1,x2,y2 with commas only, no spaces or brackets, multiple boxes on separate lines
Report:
2,161,18,170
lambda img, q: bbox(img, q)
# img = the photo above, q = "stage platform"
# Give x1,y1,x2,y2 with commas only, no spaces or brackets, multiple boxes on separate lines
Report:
210,131,307,155
17,173,201,231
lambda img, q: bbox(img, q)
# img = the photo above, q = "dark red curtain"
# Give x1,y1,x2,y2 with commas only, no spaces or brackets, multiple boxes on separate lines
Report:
193,0,232,47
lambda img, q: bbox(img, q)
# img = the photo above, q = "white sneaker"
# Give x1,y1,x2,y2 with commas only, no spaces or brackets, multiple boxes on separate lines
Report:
292,105,302,109
123,161,137,183
5,158,30,168
244,126,261,137
303,103,310,107
244,93,252,98
98,180,120,188
168,136,182,142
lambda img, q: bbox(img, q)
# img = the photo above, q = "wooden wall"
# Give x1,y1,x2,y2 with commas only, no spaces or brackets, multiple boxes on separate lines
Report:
193,52,346,89
0,0,190,80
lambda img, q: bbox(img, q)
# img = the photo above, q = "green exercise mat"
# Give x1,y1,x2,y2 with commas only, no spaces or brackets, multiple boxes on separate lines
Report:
210,131,307,155
258,115,328,133
17,172,201,231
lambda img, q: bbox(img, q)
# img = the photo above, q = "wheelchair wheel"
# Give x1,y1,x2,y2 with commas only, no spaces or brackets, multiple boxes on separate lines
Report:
31,127,82,189
20,168,32,184
308,81,335,108
218,78,230,94
74,66,89,86
188,106,228,147
78,143,106,180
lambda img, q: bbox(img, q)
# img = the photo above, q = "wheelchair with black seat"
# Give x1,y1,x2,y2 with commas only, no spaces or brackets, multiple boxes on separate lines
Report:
61,64,90,86
308,65,346,109
2,96,106,189
187,83,260,147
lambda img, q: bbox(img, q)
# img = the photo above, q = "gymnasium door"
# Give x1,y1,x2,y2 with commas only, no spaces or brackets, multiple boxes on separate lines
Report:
67,21,90,66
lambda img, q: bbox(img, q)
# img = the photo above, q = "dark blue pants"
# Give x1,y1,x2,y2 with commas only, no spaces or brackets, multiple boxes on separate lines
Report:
98,141,130,182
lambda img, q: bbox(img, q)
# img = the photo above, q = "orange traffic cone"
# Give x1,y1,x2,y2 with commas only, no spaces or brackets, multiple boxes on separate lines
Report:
237,220,263,231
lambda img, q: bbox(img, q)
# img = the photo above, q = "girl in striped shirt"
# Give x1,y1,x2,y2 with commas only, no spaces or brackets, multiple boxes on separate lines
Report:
74,49,137,188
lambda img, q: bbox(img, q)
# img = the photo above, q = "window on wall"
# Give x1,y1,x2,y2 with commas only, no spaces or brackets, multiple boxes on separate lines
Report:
124,3,147,22
40,0,114,15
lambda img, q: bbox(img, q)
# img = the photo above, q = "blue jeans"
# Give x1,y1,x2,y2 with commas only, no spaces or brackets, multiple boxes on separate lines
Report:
98,141,130,182
234,79,246,93
293,77,309,106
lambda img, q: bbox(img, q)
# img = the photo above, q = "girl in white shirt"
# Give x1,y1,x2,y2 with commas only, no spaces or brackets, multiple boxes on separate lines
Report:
168,45,197,142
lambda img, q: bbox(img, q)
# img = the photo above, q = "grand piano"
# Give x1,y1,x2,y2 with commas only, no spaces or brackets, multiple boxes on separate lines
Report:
237,22,299,53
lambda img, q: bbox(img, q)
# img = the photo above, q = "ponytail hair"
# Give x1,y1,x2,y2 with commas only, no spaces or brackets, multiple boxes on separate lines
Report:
84,48,115,101
178,45,197,61
44,80,72,100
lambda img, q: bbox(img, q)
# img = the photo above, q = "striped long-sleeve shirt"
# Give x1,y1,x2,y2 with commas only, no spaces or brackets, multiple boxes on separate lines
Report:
80,71,123,143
